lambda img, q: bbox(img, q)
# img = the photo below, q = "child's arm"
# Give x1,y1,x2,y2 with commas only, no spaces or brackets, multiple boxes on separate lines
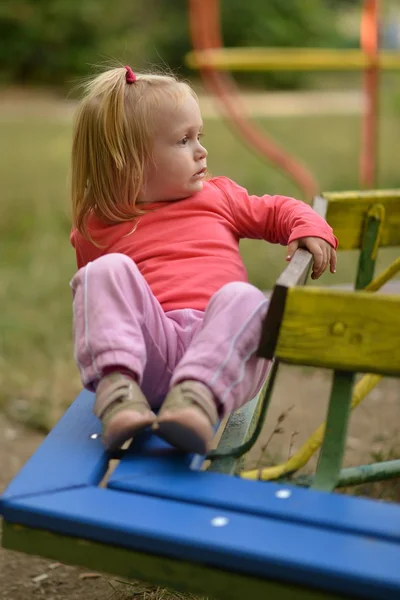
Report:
216,177,338,280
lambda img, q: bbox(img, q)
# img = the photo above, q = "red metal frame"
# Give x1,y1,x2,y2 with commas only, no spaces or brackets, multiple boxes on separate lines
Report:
360,0,379,188
188,0,381,193
188,0,319,200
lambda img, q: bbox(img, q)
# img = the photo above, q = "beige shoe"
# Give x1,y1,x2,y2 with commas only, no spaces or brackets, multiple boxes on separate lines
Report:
94,373,156,451
153,380,218,455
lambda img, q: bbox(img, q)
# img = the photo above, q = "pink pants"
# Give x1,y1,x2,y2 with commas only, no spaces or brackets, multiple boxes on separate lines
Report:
70,254,269,416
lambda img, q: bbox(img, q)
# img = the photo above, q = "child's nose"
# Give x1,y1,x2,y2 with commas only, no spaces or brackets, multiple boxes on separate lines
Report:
196,143,208,159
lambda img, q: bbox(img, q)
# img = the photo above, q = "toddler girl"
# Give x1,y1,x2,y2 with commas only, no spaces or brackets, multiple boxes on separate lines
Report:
70,66,337,455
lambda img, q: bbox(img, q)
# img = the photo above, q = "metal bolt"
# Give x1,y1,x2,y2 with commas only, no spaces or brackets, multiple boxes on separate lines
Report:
275,489,292,499
90,433,100,440
331,322,346,336
211,516,229,527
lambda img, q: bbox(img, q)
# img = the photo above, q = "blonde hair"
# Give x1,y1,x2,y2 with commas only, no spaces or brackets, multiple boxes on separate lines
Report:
71,67,197,239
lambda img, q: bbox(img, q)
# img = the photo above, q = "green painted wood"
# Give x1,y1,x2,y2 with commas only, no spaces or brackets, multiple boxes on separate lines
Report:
312,371,355,493
336,459,400,487
355,206,383,290
207,392,263,475
259,249,314,359
207,361,279,474
295,459,400,488
2,522,350,600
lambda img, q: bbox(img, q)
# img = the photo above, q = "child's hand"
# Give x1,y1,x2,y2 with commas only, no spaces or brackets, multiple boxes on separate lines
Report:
286,237,337,280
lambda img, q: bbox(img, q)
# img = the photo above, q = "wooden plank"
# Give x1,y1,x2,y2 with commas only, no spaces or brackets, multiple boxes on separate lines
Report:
258,196,326,357
354,208,382,289
1,390,108,500
258,248,312,357
185,48,400,71
312,371,355,492
296,459,400,488
2,523,351,600
108,464,400,545
206,390,266,475
322,190,400,250
3,486,400,599
272,287,400,375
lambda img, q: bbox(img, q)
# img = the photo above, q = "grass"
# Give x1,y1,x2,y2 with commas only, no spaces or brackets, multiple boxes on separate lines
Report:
0,117,79,430
1,91,400,429
106,579,208,600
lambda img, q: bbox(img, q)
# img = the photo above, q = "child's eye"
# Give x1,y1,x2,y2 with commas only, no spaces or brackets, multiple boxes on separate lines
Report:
179,136,188,145
198,133,204,141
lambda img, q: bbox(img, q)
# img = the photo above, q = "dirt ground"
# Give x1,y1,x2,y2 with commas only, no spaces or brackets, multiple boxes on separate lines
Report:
1,364,400,599
0,412,122,600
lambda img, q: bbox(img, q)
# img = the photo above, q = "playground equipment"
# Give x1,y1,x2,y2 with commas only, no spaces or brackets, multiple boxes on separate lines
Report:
2,4,400,598
207,189,400,487
240,190,400,488
186,0,400,195
1,189,400,600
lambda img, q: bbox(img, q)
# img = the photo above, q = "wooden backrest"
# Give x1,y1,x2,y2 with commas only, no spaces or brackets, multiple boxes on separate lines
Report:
258,190,400,371
314,190,400,250
259,285,400,377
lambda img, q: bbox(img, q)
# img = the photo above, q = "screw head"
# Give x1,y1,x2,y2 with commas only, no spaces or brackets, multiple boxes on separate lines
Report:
275,489,292,499
331,322,346,336
211,516,229,527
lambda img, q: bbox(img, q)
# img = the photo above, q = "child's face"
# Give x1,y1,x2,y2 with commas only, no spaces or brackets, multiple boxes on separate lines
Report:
140,94,208,203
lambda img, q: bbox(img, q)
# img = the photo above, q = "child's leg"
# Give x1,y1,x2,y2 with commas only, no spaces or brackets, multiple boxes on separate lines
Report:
155,282,269,454
70,253,182,394
171,281,269,415
70,253,185,448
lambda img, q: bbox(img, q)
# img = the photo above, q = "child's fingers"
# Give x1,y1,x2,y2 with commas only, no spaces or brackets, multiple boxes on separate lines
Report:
288,239,335,279
330,249,337,274
286,240,299,261
309,243,325,279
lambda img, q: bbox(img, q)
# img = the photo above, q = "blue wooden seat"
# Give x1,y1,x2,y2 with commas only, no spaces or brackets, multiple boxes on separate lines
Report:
2,389,400,600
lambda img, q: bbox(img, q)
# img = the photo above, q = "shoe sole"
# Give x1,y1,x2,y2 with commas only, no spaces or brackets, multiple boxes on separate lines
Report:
154,408,214,455
155,422,209,455
104,411,156,451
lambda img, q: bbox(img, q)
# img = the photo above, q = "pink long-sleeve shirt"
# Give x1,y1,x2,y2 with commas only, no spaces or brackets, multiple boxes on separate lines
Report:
71,176,337,312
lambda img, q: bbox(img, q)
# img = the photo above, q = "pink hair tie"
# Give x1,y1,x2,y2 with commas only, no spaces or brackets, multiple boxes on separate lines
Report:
125,66,137,84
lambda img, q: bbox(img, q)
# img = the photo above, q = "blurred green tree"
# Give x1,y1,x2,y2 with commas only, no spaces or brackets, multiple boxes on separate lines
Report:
0,0,346,87
146,0,344,88
0,0,142,84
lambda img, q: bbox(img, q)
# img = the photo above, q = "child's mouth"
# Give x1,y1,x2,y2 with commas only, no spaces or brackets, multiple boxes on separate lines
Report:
193,167,206,178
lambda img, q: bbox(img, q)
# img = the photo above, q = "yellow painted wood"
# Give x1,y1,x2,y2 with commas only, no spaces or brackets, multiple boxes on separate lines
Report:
365,257,400,291
2,523,345,600
322,190,400,250
186,48,400,72
275,287,400,375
